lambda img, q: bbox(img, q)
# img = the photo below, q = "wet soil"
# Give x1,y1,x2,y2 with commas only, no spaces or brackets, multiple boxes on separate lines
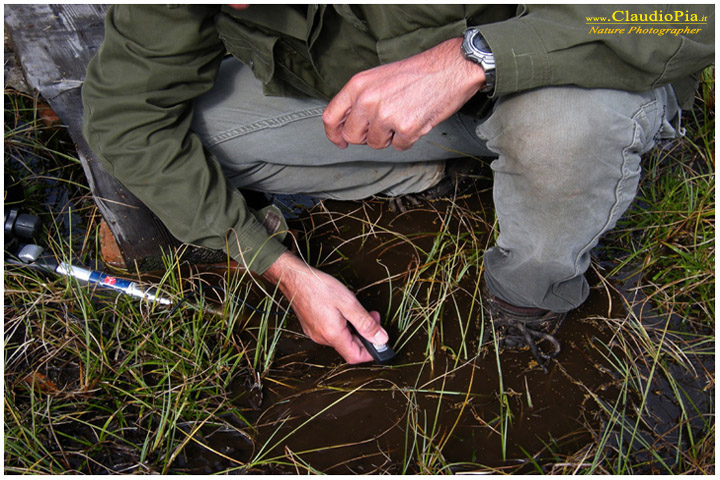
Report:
171,177,711,474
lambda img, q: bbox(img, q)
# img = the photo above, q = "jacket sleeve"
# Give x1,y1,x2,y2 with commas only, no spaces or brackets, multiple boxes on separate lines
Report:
82,4,286,273
477,5,714,103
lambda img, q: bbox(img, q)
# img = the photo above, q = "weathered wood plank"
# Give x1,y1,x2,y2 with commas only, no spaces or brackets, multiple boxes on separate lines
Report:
5,4,225,270
4,4,107,99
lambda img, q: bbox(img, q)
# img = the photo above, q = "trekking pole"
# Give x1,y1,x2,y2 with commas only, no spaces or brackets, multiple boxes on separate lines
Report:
5,208,221,314
8,242,174,306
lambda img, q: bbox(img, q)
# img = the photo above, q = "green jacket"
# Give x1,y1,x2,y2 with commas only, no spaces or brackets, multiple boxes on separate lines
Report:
82,4,714,273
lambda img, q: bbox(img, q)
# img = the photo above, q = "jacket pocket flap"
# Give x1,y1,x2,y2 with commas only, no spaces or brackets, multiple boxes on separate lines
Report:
216,15,278,83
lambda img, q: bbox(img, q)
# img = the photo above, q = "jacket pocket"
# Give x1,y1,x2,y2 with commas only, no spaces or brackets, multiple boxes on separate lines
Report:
375,18,467,64
215,14,277,83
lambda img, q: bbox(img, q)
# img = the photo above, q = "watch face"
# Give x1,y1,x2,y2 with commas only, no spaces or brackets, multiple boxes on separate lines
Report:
471,30,490,53
463,29,495,70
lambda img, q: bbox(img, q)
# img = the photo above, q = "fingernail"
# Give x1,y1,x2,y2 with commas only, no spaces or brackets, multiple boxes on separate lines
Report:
372,329,388,346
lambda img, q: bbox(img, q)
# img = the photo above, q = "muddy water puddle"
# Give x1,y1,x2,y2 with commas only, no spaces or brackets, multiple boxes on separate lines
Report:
236,302,621,474
175,180,679,474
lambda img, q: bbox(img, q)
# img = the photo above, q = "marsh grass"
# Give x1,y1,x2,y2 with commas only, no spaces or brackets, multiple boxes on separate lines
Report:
323,196,492,368
4,65,715,474
567,305,714,474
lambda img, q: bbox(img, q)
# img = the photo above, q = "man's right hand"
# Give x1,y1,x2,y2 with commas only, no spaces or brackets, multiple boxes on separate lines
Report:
262,251,388,364
322,37,485,152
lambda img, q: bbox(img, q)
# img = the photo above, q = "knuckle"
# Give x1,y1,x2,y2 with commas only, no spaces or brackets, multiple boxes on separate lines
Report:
395,122,414,137
377,108,393,124
350,71,369,86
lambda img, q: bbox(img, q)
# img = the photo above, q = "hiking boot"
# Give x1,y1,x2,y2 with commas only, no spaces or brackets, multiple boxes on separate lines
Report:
485,293,566,372
388,158,479,212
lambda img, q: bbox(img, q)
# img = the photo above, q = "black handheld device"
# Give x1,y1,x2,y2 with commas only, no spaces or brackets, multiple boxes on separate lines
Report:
348,322,396,365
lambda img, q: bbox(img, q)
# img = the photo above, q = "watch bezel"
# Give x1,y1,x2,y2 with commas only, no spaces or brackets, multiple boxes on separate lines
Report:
462,28,496,71
461,28,496,92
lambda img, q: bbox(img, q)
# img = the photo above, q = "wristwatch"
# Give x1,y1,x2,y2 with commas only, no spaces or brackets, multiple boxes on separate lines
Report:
461,27,496,93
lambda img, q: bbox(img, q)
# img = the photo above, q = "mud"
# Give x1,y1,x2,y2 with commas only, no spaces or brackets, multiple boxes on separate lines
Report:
230,295,621,473
169,176,711,474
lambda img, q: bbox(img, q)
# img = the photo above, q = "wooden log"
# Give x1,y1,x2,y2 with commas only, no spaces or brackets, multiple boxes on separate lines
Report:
4,4,225,271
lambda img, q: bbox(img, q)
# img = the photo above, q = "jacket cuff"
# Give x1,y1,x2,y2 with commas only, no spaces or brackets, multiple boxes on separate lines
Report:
477,17,551,97
225,220,287,275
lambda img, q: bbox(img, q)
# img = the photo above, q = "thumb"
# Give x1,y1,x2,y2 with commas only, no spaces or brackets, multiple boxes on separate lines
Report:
347,306,388,346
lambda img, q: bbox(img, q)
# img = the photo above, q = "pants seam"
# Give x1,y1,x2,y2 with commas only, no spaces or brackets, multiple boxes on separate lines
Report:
204,106,326,147
568,99,656,281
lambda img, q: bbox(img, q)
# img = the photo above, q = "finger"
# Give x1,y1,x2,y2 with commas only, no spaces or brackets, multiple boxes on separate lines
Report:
391,123,433,151
345,303,388,346
339,108,370,146
323,92,352,148
333,325,374,364
366,123,394,149
390,131,418,151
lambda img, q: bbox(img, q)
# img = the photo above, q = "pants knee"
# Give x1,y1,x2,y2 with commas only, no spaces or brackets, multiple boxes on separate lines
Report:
477,86,677,311
477,86,668,196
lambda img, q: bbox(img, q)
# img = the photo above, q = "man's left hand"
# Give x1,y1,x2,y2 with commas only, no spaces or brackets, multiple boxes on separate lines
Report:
322,37,486,151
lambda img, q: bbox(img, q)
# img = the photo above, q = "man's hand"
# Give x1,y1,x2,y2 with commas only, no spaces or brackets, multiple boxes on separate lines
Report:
262,251,388,364
322,37,486,151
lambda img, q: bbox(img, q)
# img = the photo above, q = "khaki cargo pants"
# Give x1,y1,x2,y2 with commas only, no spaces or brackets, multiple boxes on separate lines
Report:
191,58,680,313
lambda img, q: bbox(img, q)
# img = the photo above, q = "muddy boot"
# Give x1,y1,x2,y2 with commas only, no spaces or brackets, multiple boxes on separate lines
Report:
485,293,566,372
388,158,479,212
